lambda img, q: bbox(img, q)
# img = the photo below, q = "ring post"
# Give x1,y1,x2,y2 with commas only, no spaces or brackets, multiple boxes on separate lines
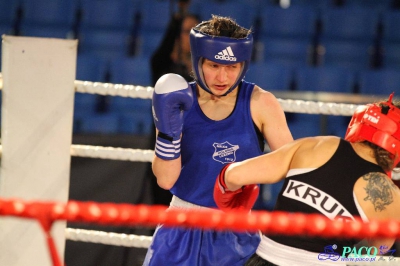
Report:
0,35,77,266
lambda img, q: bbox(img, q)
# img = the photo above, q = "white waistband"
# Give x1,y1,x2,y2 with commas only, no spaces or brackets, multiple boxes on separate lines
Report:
169,195,216,210
256,235,346,266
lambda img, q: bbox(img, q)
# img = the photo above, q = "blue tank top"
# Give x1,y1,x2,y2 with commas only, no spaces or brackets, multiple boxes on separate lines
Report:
170,81,263,207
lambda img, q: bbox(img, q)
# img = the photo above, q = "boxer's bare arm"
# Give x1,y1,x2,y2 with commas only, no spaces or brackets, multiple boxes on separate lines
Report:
224,136,340,191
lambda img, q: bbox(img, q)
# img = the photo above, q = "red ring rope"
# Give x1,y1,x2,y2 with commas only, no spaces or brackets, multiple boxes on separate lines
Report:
0,198,399,266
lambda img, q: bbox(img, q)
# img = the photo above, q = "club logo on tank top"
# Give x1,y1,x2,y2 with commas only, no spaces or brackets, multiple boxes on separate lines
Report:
283,180,355,221
212,141,239,164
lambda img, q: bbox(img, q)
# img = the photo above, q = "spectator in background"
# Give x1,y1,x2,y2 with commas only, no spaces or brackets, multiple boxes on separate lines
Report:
146,0,200,206
150,1,200,84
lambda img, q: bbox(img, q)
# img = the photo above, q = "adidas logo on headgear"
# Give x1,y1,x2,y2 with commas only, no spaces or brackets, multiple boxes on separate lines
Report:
215,46,237,61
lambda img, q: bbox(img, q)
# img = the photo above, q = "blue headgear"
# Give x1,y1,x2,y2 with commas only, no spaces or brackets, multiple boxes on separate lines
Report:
189,23,253,95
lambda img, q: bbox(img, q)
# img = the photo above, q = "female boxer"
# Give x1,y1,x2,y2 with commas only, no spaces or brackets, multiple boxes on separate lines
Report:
144,15,293,266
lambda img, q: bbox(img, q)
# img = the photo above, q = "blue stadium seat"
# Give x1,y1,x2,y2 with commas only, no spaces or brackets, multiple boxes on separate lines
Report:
344,0,392,11
73,92,104,134
0,0,20,27
135,31,164,58
79,112,120,134
317,39,374,71
316,7,379,71
73,53,109,133
294,65,356,93
107,96,151,113
288,112,348,139
319,7,380,42
380,11,400,69
108,54,152,109
108,55,153,135
107,96,152,136
244,62,293,91
74,93,100,115
76,53,108,82
77,0,138,60
325,115,351,138
20,27,74,39
358,69,400,96
259,6,318,40
109,55,152,86
381,10,400,43
197,1,256,29
20,0,78,39
79,0,136,31
382,41,400,69
0,24,14,36
287,115,322,139
190,0,275,18
78,29,132,60
260,37,313,67
288,0,335,10
137,0,177,35
293,65,356,138
118,110,153,135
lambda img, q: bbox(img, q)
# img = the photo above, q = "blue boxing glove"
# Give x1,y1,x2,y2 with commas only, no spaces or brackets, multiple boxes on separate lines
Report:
152,74,193,160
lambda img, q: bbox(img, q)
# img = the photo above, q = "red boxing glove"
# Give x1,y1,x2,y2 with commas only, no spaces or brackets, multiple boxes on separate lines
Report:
213,164,259,212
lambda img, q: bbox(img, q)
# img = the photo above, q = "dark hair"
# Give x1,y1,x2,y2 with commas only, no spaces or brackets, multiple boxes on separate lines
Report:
364,142,394,172
363,99,400,172
194,14,252,39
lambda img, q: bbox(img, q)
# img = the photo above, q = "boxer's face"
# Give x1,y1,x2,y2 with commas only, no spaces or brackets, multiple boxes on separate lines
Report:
201,59,242,96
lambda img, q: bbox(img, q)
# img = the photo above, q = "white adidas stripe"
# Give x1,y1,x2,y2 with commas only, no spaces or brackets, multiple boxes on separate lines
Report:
226,46,234,56
217,46,235,57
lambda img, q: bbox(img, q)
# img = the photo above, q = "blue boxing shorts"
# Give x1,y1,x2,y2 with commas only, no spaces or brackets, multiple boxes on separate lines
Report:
143,196,260,266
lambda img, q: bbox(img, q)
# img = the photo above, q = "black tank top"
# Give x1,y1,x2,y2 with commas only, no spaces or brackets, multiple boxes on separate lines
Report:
268,139,385,255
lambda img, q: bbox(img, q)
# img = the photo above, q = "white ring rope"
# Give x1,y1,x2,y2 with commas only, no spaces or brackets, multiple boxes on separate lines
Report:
74,80,361,116
65,228,152,248
70,145,154,162
278,99,359,116
75,80,154,99
0,75,366,115
0,145,154,162
65,226,400,262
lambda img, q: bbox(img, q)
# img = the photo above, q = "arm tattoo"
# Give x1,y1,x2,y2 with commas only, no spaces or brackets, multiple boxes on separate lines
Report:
363,172,397,212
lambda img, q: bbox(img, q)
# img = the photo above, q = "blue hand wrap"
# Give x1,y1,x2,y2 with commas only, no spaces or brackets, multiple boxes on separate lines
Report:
155,133,181,160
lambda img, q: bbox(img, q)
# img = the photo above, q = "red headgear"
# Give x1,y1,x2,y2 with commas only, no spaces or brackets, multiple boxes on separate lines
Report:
345,93,400,171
